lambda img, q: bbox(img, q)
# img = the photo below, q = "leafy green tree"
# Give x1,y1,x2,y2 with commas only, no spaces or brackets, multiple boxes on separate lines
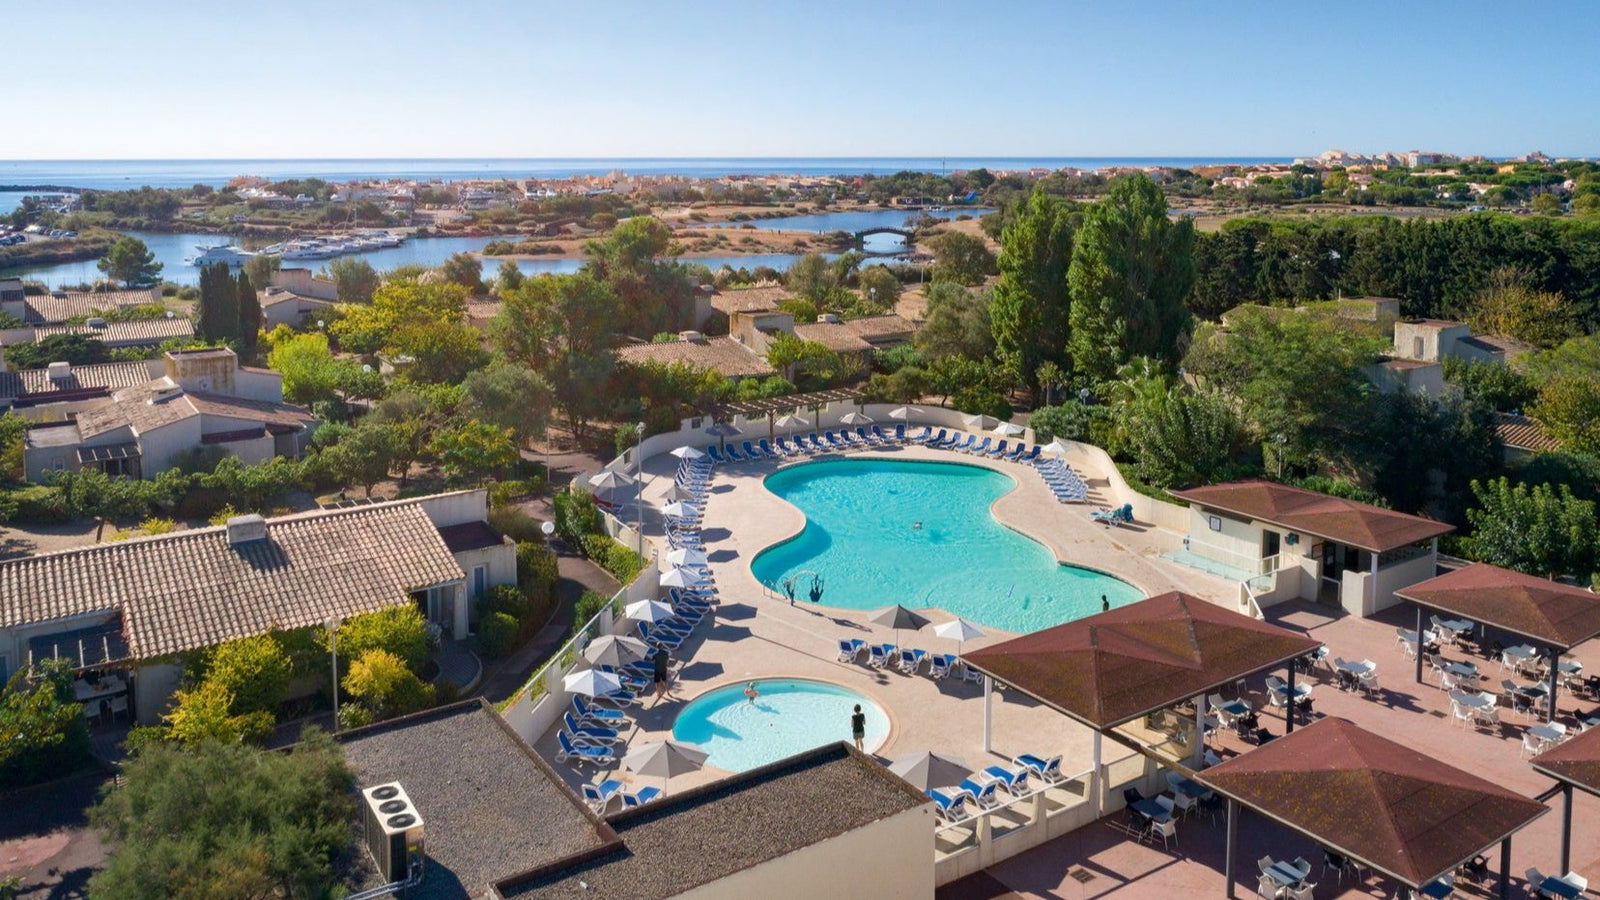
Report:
929,231,997,285
461,360,553,445
1467,268,1581,348
163,680,274,747
916,283,993,362
765,333,846,387
1027,400,1109,444
323,421,399,496
1530,375,1600,455
341,649,433,722
492,273,618,436
2,332,108,369
855,265,901,311
1442,357,1537,412
53,467,149,540
265,331,344,406
196,263,240,343
438,252,484,293
88,729,354,900
1517,451,1600,505
1463,477,1597,579
325,257,380,304
242,254,281,292
991,188,1075,402
1365,391,1500,520
495,259,525,295
1533,193,1562,215
331,280,470,357
201,633,292,716
366,387,449,487
333,606,429,673
1117,388,1244,488
1519,334,1600,384
552,487,603,547
97,236,162,286
431,419,518,485
388,317,488,384
1067,174,1195,382
784,252,835,302
0,659,90,789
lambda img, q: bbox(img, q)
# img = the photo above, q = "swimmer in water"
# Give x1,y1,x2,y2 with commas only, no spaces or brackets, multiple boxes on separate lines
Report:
744,682,759,703
913,521,923,530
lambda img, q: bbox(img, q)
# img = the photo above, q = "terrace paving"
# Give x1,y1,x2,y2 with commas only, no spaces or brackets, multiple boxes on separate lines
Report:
534,438,1600,897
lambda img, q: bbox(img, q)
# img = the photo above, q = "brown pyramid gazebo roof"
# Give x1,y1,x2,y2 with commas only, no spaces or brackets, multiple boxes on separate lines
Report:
1395,562,1600,651
1532,724,1600,799
1200,717,1548,889
962,592,1321,729
1169,480,1453,553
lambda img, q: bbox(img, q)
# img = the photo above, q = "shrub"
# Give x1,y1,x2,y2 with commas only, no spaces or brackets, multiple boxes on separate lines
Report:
573,590,610,630
478,584,527,620
486,479,535,510
517,541,559,601
163,680,275,747
552,488,603,546
603,541,645,583
7,485,69,524
336,606,429,673
579,532,613,564
204,633,293,716
489,504,545,543
0,659,91,789
341,648,433,720
479,612,521,659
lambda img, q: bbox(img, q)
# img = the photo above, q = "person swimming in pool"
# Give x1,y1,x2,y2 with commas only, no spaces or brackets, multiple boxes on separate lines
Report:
744,682,759,703
913,521,922,530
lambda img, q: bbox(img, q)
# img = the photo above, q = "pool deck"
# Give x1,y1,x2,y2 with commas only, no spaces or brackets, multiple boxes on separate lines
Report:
534,439,1234,798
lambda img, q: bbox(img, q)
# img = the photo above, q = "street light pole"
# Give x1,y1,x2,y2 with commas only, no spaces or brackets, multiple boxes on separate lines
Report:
326,615,342,732
635,422,646,557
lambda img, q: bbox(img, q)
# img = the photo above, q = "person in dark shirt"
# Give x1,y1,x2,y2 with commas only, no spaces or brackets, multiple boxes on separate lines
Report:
850,704,866,750
652,646,671,700
1101,594,1110,612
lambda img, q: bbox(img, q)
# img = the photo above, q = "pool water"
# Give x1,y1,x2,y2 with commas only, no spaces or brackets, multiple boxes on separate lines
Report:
750,458,1143,632
671,679,889,772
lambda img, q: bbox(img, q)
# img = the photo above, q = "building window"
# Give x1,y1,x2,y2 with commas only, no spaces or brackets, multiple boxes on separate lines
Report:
1207,515,1222,532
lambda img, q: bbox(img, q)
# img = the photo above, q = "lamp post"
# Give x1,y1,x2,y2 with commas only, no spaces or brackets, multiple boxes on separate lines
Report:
1274,433,1287,480
325,615,342,732
634,422,646,557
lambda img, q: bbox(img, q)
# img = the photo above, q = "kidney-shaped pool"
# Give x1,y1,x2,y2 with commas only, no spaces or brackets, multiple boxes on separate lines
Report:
750,458,1143,632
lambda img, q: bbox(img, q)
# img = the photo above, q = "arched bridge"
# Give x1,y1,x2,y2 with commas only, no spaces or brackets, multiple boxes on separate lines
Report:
853,226,916,255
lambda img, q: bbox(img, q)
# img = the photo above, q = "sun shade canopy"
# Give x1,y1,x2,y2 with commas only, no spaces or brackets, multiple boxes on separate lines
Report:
1397,563,1600,652
1531,724,1600,799
1169,480,1453,553
962,592,1321,729
710,388,862,420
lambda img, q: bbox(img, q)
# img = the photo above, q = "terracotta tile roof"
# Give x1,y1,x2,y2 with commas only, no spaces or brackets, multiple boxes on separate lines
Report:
0,500,465,661
1169,480,1454,553
792,321,874,353
1200,717,1548,888
75,383,197,439
1531,723,1600,798
31,318,195,346
0,360,156,400
260,286,334,310
20,289,161,325
709,286,792,315
963,592,1321,729
1493,412,1561,452
186,390,315,431
1395,562,1600,650
843,313,916,343
615,335,775,379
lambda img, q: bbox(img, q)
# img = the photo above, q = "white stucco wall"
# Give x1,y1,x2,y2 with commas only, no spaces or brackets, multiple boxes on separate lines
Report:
133,663,182,725
137,416,205,475
677,803,935,900
1186,507,1264,574
1373,552,1439,613
416,490,489,529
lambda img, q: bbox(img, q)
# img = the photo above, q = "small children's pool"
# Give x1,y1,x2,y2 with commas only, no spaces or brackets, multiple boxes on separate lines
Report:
671,678,889,772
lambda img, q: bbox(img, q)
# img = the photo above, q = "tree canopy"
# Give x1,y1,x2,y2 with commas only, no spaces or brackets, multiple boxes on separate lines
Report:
97,236,162,287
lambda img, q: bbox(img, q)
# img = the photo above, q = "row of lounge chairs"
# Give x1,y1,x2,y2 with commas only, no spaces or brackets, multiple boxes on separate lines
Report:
581,779,662,813
1035,457,1089,503
910,428,1044,465
704,425,912,464
928,753,1066,824
838,639,982,682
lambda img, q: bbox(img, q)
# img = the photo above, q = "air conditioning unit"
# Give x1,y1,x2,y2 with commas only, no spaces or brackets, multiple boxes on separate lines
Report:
362,782,425,885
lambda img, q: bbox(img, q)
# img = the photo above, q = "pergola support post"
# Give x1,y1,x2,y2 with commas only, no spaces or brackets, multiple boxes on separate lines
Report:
1286,661,1296,734
1194,692,1208,768
1562,785,1573,874
1499,837,1511,900
1224,798,1238,899
1547,647,1560,724
1092,731,1104,817
982,675,993,752
1415,606,1425,685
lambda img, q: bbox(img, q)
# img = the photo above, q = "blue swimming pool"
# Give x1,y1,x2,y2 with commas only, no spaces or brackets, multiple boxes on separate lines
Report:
671,679,889,772
750,458,1143,632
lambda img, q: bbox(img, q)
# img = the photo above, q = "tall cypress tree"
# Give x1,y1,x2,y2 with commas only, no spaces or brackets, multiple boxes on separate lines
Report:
989,188,1077,404
236,271,261,349
197,263,240,343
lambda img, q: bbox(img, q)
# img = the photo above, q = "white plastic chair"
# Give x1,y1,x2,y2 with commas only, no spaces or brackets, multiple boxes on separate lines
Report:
1150,816,1178,851
1451,702,1473,729
1258,874,1284,899
1522,733,1544,758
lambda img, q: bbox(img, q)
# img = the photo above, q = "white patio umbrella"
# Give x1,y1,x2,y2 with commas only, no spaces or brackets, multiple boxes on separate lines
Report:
990,421,1025,437
625,599,678,623
665,547,708,567
660,567,707,588
582,634,652,668
963,413,999,431
1043,438,1072,457
669,445,705,460
662,501,699,519
888,406,924,420
563,668,624,698
839,411,874,425
775,413,810,430
933,617,986,657
588,469,635,492
624,739,709,786
888,751,971,791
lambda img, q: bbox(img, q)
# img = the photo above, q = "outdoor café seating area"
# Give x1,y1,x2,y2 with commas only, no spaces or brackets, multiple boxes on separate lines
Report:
73,670,131,726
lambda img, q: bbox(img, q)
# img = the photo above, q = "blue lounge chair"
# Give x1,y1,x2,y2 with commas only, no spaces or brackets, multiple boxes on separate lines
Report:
893,424,908,442
563,712,621,743
851,427,874,445
803,432,823,452
875,425,894,443
838,638,867,662
706,445,727,464
838,429,861,447
928,655,951,679
556,730,615,765
572,695,627,726
960,777,1001,810
1003,443,1026,462
898,648,928,674
757,438,779,458
1015,753,1064,784
741,440,760,460
1091,503,1134,526
982,765,1031,797
639,623,682,650
928,788,973,823
967,437,992,456
986,439,1009,459
867,644,895,668
910,426,933,443
1019,445,1041,463
591,687,642,709
823,430,845,450
622,786,663,808
775,436,798,456
727,443,748,462
950,434,975,452
583,779,625,812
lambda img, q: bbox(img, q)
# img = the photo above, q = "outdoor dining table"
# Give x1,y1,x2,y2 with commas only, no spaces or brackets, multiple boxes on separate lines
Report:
1170,775,1212,800
1437,617,1474,634
1539,875,1583,899
1130,798,1172,823
1559,660,1583,676
1334,659,1375,676
1264,861,1309,887
1443,661,1480,681
1505,645,1540,664
1529,723,1567,745
1453,692,1494,710
73,676,125,702
1219,700,1251,719
1419,877,1456,898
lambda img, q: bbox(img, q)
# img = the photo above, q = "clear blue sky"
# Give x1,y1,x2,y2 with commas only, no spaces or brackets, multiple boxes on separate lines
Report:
6,0,1595,159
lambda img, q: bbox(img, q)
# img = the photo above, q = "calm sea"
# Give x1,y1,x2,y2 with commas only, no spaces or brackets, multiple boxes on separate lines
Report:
0,157,1293,191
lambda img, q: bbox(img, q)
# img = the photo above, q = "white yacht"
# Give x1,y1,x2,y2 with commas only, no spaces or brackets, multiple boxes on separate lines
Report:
187,244,258,267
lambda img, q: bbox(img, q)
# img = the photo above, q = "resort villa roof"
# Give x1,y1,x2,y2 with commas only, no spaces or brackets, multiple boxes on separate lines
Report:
709,285,793,315
30,317,196,347
1169,480,1454,553
614,334,775,379
1493,411,1562,453
0,359,157,403
14,288,162,325
339,700,612,900
0,500,465,662
495,742,929,899
792,320,875,354
1199,717,1548,890
1532,725,1600,798
1395,562,1600,652
962,591,1321,730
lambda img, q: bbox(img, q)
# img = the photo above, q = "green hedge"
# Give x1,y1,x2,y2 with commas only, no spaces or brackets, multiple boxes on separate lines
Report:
479,612,520,659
